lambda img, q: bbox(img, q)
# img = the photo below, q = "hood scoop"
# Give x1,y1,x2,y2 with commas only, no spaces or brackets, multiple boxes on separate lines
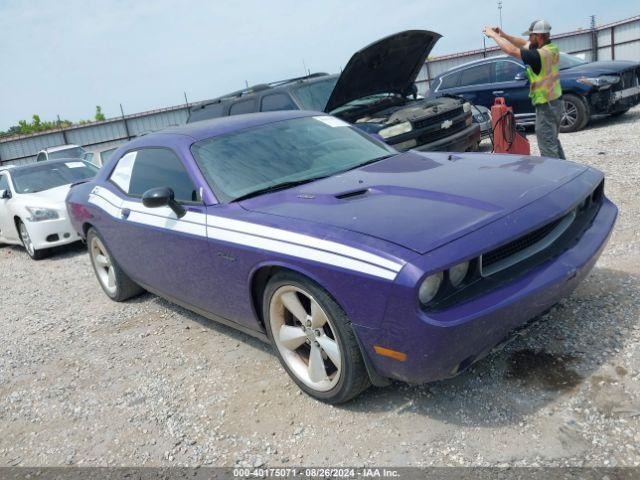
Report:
335,188,370,200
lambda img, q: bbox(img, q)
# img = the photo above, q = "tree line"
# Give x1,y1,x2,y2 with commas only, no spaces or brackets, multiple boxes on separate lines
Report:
0,106,106,138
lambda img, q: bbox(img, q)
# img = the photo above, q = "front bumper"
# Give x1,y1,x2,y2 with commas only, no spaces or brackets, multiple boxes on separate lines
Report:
589,85,640,114
26,216,82,250
356,196,617,385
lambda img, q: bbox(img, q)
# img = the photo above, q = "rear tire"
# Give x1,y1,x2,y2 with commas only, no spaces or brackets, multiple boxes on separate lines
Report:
263,271,370,404
17,220,48,260
87,227,143,301
560,94,589,133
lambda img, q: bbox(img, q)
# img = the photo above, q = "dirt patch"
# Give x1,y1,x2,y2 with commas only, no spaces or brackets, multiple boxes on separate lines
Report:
615,366,628,376
506,349,583,391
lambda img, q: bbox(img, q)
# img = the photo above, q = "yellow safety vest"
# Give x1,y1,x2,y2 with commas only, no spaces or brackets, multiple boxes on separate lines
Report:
526,43,562,105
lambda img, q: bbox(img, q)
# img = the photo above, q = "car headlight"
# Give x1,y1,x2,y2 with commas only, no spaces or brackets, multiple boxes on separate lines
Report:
26,206,59,221
378,121,413,139
577,75,620,88
449,261,469,288
419,272,443,305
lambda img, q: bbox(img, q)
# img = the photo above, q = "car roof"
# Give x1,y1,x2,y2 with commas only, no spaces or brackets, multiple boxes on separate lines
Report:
435,54,516,77
44,144,82,153
131,110,322,146
191,73,337,113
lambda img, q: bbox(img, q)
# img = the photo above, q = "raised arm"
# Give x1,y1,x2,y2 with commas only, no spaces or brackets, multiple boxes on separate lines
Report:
497,28,529,48
483,26,523,59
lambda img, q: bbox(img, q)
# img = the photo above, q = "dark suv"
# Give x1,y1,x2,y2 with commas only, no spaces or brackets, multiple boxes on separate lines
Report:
188,31,480,153
429,53,640,132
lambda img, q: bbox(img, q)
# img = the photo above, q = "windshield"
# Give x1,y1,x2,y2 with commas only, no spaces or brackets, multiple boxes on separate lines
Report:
559,52,587,70
293,78,338,111
48,146,86,160
191,116,394,202
12,160,98,194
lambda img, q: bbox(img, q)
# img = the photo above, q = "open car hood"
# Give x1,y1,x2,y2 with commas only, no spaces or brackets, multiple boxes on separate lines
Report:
324,30,441,113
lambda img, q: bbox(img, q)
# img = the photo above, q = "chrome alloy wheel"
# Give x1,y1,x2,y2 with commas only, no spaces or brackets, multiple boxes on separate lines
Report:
269,285,342,391
19,222,35,256
90,235,117,296
561,100,578,129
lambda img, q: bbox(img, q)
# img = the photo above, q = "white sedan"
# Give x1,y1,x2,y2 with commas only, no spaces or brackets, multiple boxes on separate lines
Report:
0,160,98,259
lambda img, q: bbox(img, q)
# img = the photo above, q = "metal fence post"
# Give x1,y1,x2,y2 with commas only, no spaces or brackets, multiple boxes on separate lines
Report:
611,26,616,60
120,104,131,140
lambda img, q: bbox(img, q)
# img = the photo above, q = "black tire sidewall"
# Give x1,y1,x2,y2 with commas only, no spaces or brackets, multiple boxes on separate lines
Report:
87,228,120,300
560,94,588,133
263,271,369,404
87,227,143,302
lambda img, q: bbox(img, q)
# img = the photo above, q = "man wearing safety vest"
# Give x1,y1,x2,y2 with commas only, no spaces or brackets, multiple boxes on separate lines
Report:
483,20,565,159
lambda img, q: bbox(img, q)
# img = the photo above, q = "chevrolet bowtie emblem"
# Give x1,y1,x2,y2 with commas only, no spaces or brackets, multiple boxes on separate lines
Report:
441,119,453,129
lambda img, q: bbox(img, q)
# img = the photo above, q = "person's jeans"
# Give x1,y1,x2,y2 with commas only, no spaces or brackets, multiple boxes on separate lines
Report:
535,99,566,159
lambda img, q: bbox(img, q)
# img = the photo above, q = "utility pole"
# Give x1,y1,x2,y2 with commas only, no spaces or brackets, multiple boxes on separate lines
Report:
590,15,598,61
184,91,189,110
498,1,503,30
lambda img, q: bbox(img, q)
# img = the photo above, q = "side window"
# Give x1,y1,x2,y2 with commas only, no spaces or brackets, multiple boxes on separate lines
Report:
188,102,225,123
110,151,137,193
438,72,461,90
495,61,524,82
128,149,198,203
260,93,297,112
0,174,9,193
229,99,257,115
459,64,492,87
36,152,46,162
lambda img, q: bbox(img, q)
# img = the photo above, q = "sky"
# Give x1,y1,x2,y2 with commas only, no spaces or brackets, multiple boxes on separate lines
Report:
1,0,638,130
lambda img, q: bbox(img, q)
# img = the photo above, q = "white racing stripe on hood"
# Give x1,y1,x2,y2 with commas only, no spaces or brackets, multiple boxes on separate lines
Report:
87,186,402,280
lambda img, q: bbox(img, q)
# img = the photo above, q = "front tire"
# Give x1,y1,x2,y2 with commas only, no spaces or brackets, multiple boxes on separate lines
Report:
17,220,48,260
87,227,143,301
263,271,370,404
560,93,589,133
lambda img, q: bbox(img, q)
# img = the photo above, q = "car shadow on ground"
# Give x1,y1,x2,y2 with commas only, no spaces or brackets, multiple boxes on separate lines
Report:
0,241,86,261
581,108,640,132
342,266,638,426
153,296,271,354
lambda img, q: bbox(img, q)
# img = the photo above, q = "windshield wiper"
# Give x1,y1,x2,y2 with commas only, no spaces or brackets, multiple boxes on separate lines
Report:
335,154,396,175
232,154,395,202
232,176,329,202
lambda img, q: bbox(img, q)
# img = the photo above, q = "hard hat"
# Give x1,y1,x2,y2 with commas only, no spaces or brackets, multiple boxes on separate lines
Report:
522,19,552,35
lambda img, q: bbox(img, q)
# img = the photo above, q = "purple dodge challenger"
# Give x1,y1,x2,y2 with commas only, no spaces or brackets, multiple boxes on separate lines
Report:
66,110,617,403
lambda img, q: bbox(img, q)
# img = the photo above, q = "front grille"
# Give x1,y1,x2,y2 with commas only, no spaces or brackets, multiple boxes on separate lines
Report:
481,216,566,274
424,181,605,312
412,106,463,129
417,119,467,144
617,69,640,90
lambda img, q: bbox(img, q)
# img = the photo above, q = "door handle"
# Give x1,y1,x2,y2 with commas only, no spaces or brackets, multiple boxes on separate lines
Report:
121,208,131,219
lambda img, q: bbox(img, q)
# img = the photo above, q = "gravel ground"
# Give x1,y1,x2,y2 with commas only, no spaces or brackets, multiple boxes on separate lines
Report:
1,106,639,468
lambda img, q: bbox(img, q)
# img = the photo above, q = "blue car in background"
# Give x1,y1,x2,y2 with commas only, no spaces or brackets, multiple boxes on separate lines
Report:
428,52,640,132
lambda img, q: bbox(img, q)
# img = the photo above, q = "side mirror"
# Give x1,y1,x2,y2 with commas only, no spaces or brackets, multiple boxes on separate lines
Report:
514,71,528,82
0,189,10,199
142,187,185,218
